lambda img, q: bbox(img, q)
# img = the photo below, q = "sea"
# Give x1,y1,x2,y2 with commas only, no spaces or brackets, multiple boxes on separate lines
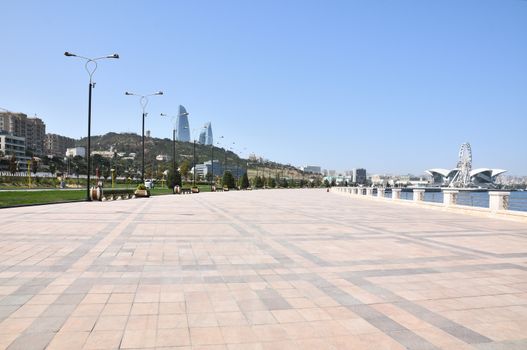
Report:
389,189,527,212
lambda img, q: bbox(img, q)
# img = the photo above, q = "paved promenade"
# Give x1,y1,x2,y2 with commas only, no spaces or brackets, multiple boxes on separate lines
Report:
0,189,526,350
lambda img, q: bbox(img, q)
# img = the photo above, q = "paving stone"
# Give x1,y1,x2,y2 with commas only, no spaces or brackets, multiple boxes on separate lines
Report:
0,189,525,349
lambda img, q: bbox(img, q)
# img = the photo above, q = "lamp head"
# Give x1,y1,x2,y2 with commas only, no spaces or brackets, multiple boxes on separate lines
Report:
125,92,132,95
107,53,119,59
155,91,164,95
64,51,76,57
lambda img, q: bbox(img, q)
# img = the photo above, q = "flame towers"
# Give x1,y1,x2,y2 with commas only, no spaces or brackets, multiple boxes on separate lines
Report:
176,105,190,142
198,122,213,145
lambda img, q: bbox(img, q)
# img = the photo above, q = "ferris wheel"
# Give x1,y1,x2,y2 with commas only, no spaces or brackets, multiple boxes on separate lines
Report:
450,142,472,187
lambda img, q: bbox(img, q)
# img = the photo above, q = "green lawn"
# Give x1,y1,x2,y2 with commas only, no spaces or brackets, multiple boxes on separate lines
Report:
0,184,218,207
0,190,85,207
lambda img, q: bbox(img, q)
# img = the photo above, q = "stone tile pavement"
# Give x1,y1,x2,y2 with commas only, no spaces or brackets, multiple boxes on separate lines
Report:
0,189,526,349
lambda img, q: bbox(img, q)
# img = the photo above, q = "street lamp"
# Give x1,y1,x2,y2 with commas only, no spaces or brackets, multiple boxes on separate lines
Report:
192,127,204,187
211,136,224,191
225,141,235,178
161,111,188,191
64,51,119,201
125,91,163,183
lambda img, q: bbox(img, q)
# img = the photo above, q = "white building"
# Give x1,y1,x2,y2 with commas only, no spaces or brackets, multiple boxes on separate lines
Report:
0,132,26,159
65,147,86,158
156,154,169,161
91,150,115,158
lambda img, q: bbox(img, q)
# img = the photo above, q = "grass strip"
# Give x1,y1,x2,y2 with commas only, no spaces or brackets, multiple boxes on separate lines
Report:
0,190,85,207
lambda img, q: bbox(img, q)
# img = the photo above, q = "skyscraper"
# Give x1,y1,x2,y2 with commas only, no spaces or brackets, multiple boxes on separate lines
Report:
26,117,46,155
198,122,213,145
205,122,213,145
176,105,190,142
198,128,206,145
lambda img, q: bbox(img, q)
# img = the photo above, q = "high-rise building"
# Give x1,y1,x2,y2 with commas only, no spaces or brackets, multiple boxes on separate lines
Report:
198,122,213,145
45,133,75,157
0,111,27,137
199,129,206,145
26,117,46,155
352,168,367,184
176,105,190,142
0,111,46,155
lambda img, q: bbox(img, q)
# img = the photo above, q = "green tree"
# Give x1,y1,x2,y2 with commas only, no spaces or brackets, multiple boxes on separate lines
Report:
9,155,18,175
323,179,330,188
240,172,250,189
31,157,38,174
222,171,236,189
255,176,264,188
49,162,56,176
179,160,190,180
174,170,182,187
280,178,289,188
268,177,276,188
166,169,179,189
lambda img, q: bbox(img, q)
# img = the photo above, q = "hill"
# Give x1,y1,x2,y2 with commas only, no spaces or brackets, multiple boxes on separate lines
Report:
74,132,309,182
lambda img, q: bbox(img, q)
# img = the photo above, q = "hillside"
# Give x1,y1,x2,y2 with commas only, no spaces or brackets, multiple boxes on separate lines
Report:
76,132,242,166
73,132,311,181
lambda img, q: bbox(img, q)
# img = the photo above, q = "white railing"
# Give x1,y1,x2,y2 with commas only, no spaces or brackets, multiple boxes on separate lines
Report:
330,186,527,221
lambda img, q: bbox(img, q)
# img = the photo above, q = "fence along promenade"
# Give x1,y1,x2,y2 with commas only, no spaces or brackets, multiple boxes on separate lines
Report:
331,187,527,223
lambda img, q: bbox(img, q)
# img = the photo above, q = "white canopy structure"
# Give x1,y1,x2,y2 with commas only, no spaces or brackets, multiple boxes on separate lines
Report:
426,143,506,188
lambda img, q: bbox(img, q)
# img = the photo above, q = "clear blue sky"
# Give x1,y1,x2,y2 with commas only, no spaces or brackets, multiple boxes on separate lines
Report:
2,0,526,175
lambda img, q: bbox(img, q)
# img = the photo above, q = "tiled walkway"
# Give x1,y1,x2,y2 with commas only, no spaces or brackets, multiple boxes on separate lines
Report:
0,189,526,349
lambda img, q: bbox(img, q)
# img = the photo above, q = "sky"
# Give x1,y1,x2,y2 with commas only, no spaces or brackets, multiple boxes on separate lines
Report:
1,0,526,175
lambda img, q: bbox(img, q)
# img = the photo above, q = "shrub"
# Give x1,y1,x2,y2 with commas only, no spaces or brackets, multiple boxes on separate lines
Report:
240,172,250,189
222,171,236,189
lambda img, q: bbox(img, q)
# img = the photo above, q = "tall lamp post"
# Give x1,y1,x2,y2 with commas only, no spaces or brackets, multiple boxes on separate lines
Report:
64,51,119,201
161,111,188,190
211,136,224,191
125,91,163,183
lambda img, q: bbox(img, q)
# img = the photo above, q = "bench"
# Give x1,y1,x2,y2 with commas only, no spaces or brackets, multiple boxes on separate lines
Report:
99,188,135,201
181,188,192,194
